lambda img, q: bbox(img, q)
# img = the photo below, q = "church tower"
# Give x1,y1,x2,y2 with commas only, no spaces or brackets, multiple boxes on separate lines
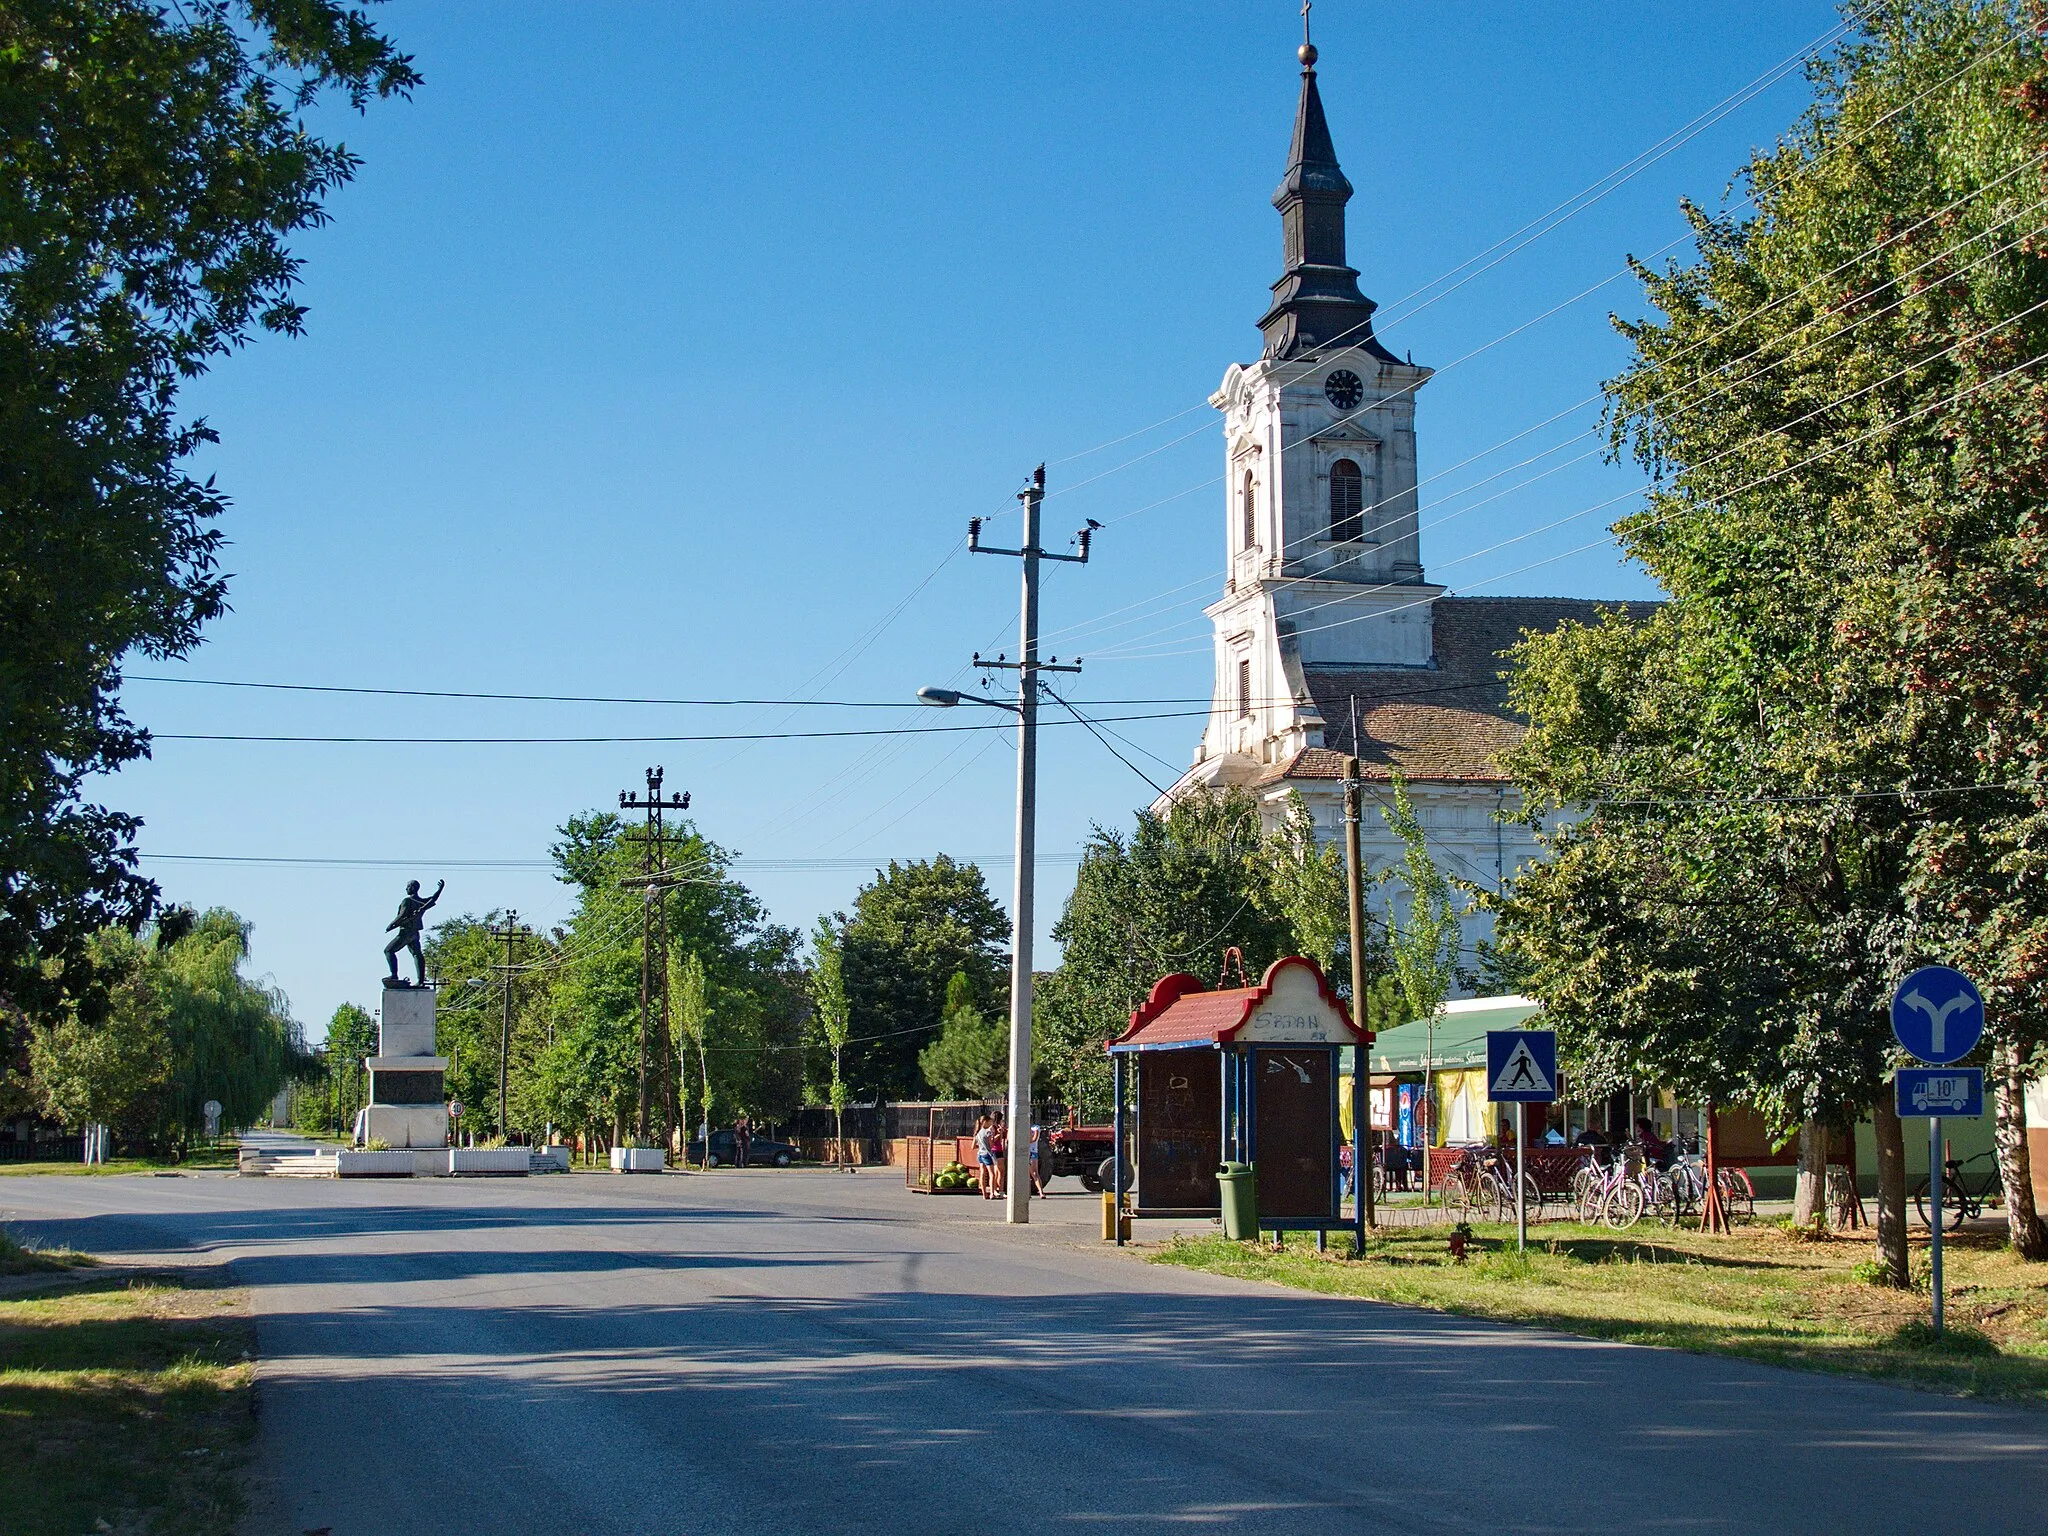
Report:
1193,30,1442,773
1163,28,1612,951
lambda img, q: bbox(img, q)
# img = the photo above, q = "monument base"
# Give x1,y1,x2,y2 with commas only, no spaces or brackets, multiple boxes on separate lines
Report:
363,1103,449,1149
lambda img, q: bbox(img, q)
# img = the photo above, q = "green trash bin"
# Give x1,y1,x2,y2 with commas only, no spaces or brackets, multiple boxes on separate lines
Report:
1217,1161,1257,1240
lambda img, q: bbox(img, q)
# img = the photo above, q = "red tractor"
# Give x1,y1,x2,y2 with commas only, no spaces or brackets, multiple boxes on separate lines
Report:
1043,1120,1117,1191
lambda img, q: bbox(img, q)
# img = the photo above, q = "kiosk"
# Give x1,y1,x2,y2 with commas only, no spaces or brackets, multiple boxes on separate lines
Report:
1107,956,1368,1248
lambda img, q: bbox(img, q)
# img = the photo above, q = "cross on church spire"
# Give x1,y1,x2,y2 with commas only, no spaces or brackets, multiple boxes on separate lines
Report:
1257,20,1398,363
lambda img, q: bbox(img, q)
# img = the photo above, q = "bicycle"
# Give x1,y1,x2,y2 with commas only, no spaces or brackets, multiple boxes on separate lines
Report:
1576,1148,1646,1229
1914,1149,2003,1231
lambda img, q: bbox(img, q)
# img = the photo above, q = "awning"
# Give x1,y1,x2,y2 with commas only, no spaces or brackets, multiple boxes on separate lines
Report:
1369,995,1542,1074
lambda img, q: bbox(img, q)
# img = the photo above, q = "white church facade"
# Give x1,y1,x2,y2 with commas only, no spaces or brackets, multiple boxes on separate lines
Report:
1156,35,1623,983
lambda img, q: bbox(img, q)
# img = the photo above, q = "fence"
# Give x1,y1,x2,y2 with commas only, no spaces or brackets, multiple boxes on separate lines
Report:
0,1138,85,1163
785,1100,1072,1162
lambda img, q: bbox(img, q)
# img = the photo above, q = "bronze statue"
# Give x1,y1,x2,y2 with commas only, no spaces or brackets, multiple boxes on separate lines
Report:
383,878,444,987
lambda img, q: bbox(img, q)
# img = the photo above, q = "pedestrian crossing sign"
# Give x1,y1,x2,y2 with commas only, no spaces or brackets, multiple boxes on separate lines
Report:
1486,1030,1557,1103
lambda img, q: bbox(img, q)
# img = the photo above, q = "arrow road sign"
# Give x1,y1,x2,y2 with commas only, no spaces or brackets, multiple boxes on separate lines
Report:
1890,966,1984,1065
1487,1030,1557,1103
1896,1067,1984,1119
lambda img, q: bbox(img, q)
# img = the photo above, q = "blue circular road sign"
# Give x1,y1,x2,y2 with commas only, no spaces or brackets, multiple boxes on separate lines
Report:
1890,966,1984,1065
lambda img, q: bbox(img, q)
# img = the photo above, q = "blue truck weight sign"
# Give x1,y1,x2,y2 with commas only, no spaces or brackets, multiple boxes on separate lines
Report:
1486,1030,1557,1103
1895,1067,1984,1119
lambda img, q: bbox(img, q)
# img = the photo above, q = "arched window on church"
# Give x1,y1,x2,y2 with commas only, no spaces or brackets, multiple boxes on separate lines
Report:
1330,458,1364,543
1241,470,1257,549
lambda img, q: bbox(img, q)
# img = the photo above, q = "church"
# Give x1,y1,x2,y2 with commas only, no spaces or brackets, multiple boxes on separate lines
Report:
1155,34,1619,981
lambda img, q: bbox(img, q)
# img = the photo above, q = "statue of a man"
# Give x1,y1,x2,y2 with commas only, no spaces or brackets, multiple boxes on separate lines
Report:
383,878,444,987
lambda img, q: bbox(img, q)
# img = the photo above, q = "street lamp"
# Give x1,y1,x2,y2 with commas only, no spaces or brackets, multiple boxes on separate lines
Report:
919,465,1093,1225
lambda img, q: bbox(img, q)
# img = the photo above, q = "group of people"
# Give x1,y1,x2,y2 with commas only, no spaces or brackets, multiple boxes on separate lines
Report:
971,1112,1047,1199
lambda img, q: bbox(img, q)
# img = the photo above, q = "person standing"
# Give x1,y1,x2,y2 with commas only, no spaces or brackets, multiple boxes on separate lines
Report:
989,1111,1006,1197
973,1115,995,1198
734,1113,752,1169
1028,1123,1047,1198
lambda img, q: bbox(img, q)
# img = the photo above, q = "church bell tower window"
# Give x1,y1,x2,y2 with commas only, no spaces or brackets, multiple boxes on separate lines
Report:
1329,458,1364,543
1237,657,1253,719
1240,470,1257,549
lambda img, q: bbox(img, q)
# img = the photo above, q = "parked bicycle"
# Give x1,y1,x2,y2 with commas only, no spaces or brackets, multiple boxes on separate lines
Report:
1665,1151,1755,1225
1914,1149,2003,1231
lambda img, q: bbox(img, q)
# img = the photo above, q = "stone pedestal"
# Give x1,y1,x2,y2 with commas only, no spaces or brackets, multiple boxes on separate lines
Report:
363,983,448,1149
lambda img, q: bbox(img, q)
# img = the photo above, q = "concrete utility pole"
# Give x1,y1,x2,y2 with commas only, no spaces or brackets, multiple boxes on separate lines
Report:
1343,756,1374,1230
487,911,532,1139
619,767,690,1143
922,466,1095,1224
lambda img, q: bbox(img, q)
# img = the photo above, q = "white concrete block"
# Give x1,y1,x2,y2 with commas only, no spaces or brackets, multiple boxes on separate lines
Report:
335,1150,416,1178
610,1147,666,1172
448,1148,531,1176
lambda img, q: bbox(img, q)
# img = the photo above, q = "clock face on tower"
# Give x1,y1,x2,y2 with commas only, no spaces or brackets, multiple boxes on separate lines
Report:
1323,369,1364,412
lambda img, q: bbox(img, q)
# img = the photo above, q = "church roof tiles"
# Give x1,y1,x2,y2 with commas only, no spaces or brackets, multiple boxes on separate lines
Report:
1260,596,1640,785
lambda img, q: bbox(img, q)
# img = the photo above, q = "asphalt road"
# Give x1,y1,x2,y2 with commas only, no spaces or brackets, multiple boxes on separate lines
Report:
5,1148,2045,1536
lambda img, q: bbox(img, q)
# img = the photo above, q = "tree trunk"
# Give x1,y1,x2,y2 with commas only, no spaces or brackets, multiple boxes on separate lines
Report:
1871,1091,1910,1287
1791,1116,1828,1227
1994,1042,2047,1260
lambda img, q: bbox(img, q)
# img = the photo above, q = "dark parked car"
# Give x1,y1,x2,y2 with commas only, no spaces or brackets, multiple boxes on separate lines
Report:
686,1128,798,1168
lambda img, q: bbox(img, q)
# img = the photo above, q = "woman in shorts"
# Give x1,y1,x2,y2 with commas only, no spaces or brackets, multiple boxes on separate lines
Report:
973,1115,995,1198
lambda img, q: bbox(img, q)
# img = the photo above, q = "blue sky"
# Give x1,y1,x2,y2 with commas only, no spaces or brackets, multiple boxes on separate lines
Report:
114,1,1844,1036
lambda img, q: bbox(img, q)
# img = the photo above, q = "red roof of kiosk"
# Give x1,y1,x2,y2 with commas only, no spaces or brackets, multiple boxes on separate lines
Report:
1107,956,1366,1051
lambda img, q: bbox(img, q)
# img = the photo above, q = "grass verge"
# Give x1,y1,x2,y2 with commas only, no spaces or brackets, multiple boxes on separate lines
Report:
1151,1221,2048,1405
0,1140,241,1178
0,1266,254,1536
0,1227,96,1280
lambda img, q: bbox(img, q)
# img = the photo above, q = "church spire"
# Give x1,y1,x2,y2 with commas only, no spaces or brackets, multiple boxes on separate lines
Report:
1257,11,1397,363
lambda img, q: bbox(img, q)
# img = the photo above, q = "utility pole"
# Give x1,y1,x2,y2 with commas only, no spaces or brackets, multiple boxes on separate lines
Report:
1343,756,1374,1230
619,767,690,1144
487,910,532,1139
957,466,1095,1225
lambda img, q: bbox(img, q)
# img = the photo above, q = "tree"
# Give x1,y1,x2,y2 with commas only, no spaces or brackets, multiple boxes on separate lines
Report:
31,929,169,1143
918,972,1007,1100
1380,775,1464,1029
1260,791,1348,976
303,1002,376,1138
154,908,306,1148
809,917,852,1166
1498,1,2048,1272
1036,788,1294,1116
671,952,710,1165
838,857,1010,1099
34,908,304,1153
0,3,416,1039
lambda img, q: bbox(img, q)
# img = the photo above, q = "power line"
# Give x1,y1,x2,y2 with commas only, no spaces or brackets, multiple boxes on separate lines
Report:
149,707,1211,745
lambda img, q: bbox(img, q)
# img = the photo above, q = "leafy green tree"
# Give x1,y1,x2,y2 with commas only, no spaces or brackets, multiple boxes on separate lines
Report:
671,951,710,1163
0,3,416,1040
30,929,170,1143
918,972,1007,1100
1037,788,1293,1116
154,908,305,1148
838,857,1010,1099
808,917,852,1164
1379,775,1464,1030
33,908,304,1152
1261,791,1348,976
1498,1,2048,1270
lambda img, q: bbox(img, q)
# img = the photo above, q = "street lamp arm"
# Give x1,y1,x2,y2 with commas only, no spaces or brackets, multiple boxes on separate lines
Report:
916,686,1021,714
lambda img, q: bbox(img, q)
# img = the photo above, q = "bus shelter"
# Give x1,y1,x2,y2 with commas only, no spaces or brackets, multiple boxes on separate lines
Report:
1106,956,1369,1248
